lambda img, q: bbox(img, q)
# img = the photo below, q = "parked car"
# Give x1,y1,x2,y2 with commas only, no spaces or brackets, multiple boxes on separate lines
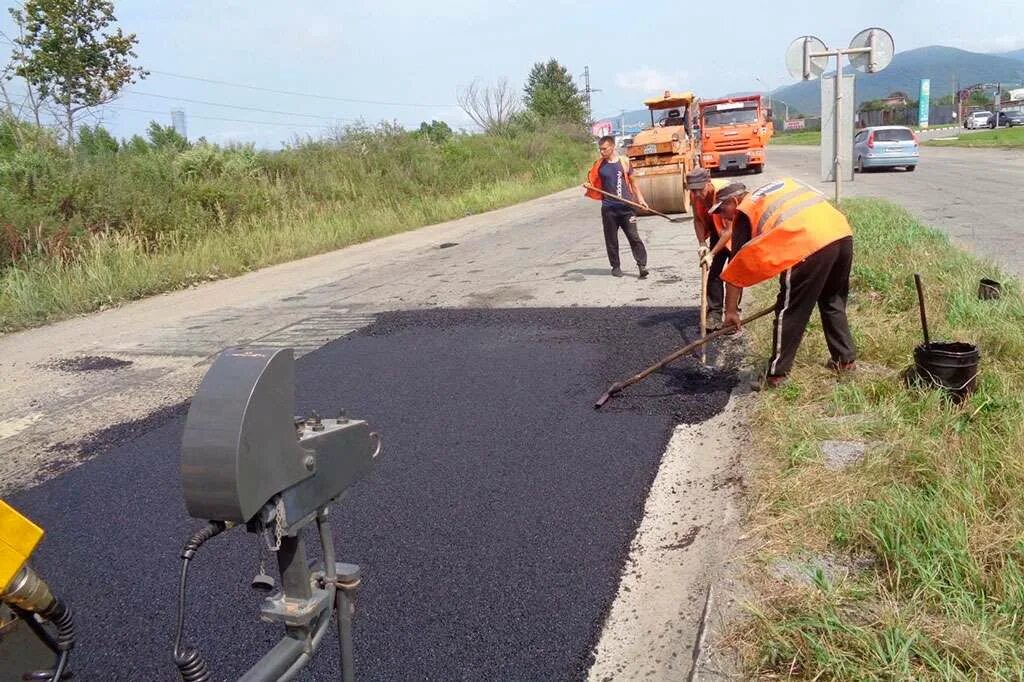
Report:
853,126,919,172
965,111,993,129
988,111,1024,128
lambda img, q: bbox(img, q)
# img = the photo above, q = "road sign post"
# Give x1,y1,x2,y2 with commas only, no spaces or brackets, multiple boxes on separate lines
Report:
786,28,894,204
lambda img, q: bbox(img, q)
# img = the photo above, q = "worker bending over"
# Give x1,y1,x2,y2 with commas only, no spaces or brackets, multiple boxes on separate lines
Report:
583,135,650,279
686,168,738,328
710,178,856,388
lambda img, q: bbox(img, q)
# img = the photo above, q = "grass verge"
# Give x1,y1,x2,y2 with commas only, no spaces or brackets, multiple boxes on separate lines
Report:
770,131,822,146
735,198,1024,679
926,126,1024,148
0,168,581,331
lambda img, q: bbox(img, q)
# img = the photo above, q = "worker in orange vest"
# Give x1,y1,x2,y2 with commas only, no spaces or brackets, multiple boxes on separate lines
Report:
686,168,739,328
710,178,856,388
583,135,650,278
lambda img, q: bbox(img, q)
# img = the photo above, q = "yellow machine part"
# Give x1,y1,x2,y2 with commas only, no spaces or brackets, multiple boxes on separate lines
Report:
633,165,689,214
0,500,43,590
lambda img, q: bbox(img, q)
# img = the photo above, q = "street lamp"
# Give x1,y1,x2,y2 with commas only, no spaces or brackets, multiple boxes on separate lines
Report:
755,77,774,115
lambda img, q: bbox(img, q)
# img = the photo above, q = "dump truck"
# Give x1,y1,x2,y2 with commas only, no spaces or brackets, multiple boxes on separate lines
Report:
698,95,773,174
624,91,699,214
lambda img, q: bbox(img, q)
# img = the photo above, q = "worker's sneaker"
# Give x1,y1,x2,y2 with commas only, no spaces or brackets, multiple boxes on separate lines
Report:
706,311,723,330
638,265,649,279
611,267,623,277
825,359,857,374
751,374,787,391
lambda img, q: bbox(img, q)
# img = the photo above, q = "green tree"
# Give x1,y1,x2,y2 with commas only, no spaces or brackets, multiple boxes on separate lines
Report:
9,0,146,145
147,121,189,151
523,59,586,126
77,123,118,155
417,119,453,143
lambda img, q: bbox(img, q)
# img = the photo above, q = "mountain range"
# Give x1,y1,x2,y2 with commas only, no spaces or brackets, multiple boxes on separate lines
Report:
603,46,1024,126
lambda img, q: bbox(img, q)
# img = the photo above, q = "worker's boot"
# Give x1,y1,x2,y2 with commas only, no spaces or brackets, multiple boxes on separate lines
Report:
638,265,649,279
611,267,623,277
751,374,787,391
706,310,723,330
825,359,857,374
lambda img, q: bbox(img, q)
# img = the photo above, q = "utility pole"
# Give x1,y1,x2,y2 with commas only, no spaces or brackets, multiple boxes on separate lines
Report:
582,66,601,125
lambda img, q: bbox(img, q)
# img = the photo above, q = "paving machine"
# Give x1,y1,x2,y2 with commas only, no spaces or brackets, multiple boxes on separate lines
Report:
624,91,700,214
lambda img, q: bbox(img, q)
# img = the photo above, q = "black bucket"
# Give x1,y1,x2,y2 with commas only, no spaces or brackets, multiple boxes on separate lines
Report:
913,342,981,400
978,278,1002,300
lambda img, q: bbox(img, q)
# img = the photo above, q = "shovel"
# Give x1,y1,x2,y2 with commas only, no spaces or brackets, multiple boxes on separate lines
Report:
594,305,775,409
583,184,685,223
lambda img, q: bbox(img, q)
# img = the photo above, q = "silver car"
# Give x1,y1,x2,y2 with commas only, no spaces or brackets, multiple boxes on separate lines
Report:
853,126,919,172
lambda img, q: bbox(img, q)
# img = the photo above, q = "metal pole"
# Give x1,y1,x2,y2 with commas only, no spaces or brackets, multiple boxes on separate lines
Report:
833,53,841,205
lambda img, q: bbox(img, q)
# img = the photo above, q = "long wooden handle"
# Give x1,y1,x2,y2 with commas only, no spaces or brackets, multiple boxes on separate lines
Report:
914,273,930,348
699,262,709,365
595,305,776,408
583,183,680,222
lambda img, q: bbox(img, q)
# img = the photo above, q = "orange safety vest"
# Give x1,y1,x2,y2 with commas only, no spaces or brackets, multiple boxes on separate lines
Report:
585,157,636,201
721,178,852,288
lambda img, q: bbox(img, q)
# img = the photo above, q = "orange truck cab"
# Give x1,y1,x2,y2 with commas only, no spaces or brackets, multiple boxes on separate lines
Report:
698,95,773,174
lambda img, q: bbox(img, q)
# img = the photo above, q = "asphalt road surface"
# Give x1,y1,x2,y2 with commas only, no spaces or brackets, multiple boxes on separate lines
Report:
767,144,1024,276
8,307,735,681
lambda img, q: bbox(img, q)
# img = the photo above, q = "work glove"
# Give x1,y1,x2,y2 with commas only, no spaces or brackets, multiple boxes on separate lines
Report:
700,252,714,269
697,244,709,261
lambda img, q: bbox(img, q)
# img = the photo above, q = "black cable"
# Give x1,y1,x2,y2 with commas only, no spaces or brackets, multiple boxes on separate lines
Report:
173,521,230,682
13,599,75,682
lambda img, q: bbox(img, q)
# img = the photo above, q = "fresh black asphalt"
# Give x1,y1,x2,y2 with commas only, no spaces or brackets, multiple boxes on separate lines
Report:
8,307,736,681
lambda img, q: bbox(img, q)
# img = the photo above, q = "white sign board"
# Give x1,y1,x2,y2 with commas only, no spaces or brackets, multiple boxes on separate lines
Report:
821,74,855,183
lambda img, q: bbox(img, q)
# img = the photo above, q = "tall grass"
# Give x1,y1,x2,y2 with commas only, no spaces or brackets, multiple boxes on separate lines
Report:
737,199,1024,679
0,119,592,330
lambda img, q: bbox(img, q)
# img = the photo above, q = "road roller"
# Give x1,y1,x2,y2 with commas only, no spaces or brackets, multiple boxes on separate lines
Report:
624,91,700,215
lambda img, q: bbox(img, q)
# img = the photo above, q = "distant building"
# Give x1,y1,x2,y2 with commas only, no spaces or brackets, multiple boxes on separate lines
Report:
171,110,187,139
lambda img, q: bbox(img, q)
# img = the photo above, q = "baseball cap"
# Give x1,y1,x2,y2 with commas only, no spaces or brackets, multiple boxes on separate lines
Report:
708,183,747,214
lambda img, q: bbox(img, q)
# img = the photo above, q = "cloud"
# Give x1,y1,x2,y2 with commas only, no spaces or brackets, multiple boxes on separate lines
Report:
949,35,1024,53
615,68,691,93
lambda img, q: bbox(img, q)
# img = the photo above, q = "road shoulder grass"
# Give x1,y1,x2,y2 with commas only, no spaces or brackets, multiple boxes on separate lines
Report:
0,167,583,332
926,126,1024,148
734,198,1024,679
770,131,822,146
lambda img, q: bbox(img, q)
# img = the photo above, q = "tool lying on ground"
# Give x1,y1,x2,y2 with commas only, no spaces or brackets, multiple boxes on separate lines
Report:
583,184,685,222
594,305,776,409
174,346,381,682
0,500,75,682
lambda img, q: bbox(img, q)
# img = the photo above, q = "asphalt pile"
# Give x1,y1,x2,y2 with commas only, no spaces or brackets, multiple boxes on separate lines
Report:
10,307,735,681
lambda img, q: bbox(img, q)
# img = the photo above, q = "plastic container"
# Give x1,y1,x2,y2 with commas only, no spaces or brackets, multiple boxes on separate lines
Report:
913,341,981,400
978,278,1001,300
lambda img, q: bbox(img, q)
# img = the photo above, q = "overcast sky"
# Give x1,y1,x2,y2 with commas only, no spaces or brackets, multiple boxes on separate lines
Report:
2,0,1023,148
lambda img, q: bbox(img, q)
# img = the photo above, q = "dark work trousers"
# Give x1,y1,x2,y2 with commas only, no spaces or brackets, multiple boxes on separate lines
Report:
767,236,856,377
706,232,731,315
601,205,647,269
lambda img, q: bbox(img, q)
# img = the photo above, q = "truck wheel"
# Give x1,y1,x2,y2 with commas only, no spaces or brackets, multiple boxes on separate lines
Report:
753,164,764,174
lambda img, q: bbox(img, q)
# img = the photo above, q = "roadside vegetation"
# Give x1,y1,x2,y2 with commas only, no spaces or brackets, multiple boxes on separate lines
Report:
0,118,591,331
736,198,1024,679
0,0,594,333
926,126,1024,148
770,130,821,145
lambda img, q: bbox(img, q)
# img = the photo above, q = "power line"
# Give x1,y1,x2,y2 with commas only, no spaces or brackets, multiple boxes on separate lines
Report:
148,69,456,108
123,90,354,121
107,105,331,129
